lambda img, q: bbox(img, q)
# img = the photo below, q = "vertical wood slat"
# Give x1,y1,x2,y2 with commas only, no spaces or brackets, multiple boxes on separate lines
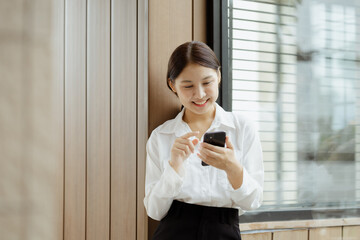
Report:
148,0,193,135
64,0,87,239
242,232,272,240
273,230,308,240
52,0,65,238
309,227,342,240
110,0,137,239
86,0,111,239
193,0,207,42
137,0,149,239
343,226,360,240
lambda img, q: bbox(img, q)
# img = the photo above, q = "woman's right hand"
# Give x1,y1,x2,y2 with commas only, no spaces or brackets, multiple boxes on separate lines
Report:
169,131,200,173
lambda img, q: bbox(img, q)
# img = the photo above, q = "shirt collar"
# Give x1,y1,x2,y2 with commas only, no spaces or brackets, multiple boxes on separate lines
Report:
159,103,235,137
212,103,235,130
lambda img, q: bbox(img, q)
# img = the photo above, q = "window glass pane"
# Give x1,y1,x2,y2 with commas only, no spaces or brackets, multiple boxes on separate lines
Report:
228,0,360,212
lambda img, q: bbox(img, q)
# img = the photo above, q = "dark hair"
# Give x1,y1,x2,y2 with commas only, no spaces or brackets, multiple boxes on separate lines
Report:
166,41,221,93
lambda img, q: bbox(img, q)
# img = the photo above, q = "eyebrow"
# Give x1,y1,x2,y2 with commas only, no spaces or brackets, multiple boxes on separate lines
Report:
180,75,214,83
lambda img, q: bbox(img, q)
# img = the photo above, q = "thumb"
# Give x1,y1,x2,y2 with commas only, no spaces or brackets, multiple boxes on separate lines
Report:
225,136,234,150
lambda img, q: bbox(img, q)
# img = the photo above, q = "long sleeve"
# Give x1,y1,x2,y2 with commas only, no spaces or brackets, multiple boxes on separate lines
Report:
229,121,264,211
143,105,264,217
143,131,184,221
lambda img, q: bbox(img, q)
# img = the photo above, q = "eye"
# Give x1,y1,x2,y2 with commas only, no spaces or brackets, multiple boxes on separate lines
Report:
184,85,193,89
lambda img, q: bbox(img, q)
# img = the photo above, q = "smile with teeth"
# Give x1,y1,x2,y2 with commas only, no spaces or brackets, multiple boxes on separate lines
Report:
193,99,209,106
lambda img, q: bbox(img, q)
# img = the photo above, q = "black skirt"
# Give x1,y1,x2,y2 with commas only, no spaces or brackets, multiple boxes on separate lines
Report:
152,200,241,240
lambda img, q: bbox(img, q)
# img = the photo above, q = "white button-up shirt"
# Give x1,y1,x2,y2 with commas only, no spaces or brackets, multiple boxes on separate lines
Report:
144,103,264,221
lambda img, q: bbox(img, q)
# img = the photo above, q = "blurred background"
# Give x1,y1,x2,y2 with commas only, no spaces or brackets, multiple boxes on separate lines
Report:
0,0,64,239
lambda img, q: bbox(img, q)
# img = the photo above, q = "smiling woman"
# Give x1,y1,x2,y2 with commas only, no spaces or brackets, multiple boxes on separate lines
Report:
166,42,221,139
144,41,264,240
168,64,219,122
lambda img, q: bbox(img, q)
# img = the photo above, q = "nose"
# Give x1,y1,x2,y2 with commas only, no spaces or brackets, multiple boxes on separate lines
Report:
194,85,206,99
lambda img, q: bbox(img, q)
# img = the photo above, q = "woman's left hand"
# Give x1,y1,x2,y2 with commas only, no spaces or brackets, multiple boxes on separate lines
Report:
197,136,244,189
197,136,237,172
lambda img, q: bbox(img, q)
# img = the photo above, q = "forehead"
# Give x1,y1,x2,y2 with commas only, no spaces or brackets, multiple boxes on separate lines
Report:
176,63,218,81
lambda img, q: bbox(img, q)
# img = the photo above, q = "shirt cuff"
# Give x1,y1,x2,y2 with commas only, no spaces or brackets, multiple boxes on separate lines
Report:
229,167,253,200
160,161,184,198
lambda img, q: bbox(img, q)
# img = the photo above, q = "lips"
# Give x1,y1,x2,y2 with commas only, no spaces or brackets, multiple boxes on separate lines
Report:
192,99,209,107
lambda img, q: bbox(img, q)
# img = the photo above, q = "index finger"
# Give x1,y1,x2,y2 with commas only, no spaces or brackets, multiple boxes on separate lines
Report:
181,131,200,139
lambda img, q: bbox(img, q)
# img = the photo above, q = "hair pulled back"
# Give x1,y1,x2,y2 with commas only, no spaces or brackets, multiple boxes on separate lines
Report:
166,41,221,92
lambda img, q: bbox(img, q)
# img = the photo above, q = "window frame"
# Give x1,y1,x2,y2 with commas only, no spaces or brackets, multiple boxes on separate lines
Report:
207,0,232,111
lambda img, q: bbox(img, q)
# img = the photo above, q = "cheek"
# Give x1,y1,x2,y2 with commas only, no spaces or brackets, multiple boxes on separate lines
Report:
207,85,219,97
177,89,192,100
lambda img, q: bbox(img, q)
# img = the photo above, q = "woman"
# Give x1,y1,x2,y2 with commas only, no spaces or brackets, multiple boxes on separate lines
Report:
144,41,264,240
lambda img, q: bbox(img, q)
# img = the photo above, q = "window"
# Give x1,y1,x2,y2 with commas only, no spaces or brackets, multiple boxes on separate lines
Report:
210,0,360,221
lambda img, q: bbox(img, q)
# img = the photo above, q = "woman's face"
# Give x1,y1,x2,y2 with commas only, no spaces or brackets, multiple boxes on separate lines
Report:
169,63,220,116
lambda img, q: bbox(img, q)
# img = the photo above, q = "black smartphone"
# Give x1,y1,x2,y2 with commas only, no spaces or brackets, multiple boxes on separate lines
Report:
201,131,226,166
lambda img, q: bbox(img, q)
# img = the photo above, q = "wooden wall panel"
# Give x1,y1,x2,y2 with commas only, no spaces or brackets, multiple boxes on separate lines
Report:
148,0,192,238
52,0,65,238
242,232,272,240
193,0,207,42
309,227,342,240
64,0,87,239
87,0,111,239
111,0,137,239
343,226,360,240
137,0,149,239
273,230,308,240
147,0,207,238
148,0,193,134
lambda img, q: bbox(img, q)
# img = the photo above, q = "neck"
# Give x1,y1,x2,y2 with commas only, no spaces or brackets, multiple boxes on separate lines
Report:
183,103,216,124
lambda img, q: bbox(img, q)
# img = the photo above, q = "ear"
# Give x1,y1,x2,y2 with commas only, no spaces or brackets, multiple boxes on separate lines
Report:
168,78,177,93
217,69,221,85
